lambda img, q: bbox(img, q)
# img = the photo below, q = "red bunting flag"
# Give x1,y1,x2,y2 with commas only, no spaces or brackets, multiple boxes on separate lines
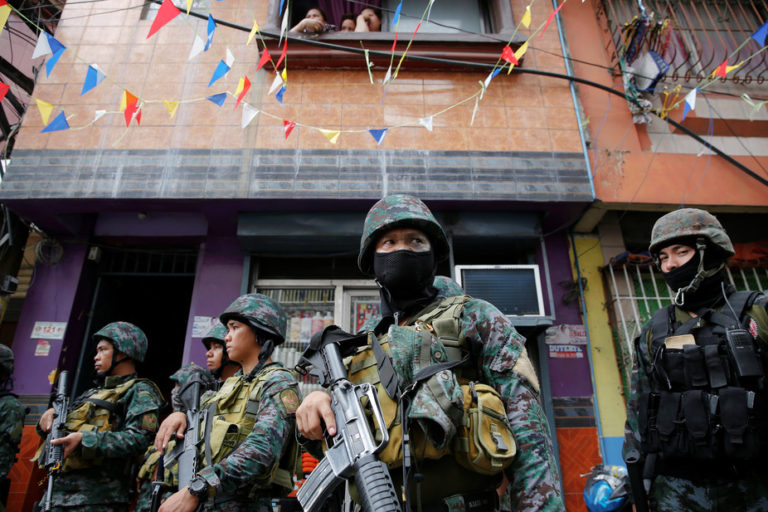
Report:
713,59,728,78
147,0,181,38
501,45,518,65
283,120,295,139
256,47,272,71
276,40,288,69
0,81,9,102
235,76,251,109
124,100,141,126
540,2,565,40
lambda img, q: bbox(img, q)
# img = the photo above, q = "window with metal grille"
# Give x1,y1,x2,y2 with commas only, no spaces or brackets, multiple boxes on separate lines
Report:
599,0,768,85
602,260,767,398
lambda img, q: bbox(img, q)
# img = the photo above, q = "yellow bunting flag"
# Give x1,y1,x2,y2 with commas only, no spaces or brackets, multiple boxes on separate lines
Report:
521,6,531,28
515,41,529,61
186,0,193,14
281,68,288,83
248,19,259,45
163,100,180,118
320,129,340,144
0,3,11,39
725,62,743,75
36,98,54,125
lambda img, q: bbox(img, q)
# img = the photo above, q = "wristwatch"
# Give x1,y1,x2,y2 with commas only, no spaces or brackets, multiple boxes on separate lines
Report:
187,475,209,501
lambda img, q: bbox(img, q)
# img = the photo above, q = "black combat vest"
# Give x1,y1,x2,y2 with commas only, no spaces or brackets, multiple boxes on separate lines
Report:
637,291,768,471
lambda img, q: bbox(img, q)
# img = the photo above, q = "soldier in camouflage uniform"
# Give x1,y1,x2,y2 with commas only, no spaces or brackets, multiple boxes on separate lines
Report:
622,209,768,511
0,345,25,512
297,194,564,512
202,323,240,382
135,364,216,512
36,322,164,511
157,294,300,512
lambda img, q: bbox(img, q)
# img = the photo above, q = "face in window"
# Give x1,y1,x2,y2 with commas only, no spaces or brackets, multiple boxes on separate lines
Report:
305,8,326,22
375,228,431,254
340,17,356,32
658,244,695,273
356,8,382,32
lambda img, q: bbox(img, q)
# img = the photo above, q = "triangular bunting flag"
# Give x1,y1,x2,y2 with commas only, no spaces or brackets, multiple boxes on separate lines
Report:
283,120,296,139
93,110,107,122
41,111,69,133
275,86,286,104
0,3,10,39
35,98,53,125
186,0,193,14
369,128,387,145
207,93,227,106
256,47,271,71
426,0,436,21
241,103,259,128
248,19,259,45
147,0,180,38
121,91,138,112
44,34,66,78
751,21,768,47
32,31,53,59
279,0,285,15
540,1,565,40
418,116,433,132
682,88,696,121
234,76,251,108
725,62,742,74
189,35,205,60
268,73,283,95
0,82,8,103
501,45,519,66
163,100,179,118
208,60,231,86
515,41,529,62
383,65,392,85
225,48,235,67
276,40,288,69
279,9,289,45
393,1,403,26
205,14,216,51
712,60,728,78
124,100,141,126
521,5,531,28
281,68,287,83
320,129,340,144
81,65,106,95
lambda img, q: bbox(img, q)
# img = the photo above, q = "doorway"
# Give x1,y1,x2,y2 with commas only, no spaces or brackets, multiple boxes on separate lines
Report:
72,249,197,403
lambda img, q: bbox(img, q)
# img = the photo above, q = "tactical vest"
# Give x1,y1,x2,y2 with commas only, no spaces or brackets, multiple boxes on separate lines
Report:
199,365,299,497
637,291,768,468
57,377,160,472
348,296,516,499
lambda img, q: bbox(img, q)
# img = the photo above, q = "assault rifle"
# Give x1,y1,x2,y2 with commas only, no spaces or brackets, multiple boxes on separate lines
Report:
41,370,70,512
295,326,401,512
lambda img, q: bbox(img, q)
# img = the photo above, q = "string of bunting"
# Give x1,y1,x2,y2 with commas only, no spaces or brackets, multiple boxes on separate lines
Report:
0,0,767,145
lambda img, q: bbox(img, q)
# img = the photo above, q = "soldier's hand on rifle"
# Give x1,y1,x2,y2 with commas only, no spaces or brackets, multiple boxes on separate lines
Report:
296,390,335,440
50,432,82,459
38,408,55,433
158,486,199,512
155,411,187,451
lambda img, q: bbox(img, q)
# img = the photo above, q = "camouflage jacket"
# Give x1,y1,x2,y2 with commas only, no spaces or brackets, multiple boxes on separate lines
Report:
0,392,25,479
196,364,299,509
622,296,768,461
43,373,163,507
365,292,564,512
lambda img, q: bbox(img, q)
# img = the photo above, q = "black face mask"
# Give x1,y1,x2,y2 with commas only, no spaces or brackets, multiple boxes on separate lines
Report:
663,252,725,311
374,250,435,299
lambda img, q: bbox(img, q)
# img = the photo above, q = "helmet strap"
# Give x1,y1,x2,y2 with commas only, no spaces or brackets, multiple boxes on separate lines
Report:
98,355,130,377
244,339,275,382
672,238,725,306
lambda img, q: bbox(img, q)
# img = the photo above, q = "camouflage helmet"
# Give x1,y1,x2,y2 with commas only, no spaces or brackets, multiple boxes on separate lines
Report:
93,321,148,363
170,363,215,390
219,293,287,345
358,194,450,274
649,208,734,257
433,275,464,298
0,345,14,375
201,322,227,349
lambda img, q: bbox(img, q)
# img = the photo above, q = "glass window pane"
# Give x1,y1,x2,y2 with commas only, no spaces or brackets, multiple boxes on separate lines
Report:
383,0,484,33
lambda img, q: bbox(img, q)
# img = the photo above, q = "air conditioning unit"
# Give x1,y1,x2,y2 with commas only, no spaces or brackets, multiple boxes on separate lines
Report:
454,265,546,318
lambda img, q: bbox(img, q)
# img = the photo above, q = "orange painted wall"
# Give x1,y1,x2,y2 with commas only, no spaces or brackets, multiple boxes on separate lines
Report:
560,1,768,209
7,426,45,512
14,0,584,155
557,427,603,512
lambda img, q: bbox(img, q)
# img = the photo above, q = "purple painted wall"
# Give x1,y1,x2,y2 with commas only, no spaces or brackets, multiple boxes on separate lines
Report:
11,245,87,395
94,212,207,237
182,236,244,366
541,233,594,398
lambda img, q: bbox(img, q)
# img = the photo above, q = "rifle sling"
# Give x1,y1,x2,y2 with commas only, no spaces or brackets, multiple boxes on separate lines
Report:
203,402,216,468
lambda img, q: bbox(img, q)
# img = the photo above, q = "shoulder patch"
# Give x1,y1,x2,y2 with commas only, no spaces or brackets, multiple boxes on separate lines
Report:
279,389,299,414
749,318,759,339
141,413,158,432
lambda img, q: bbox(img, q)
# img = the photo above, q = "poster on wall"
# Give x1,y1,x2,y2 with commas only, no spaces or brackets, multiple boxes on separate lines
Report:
548,344,585,359
34,340,51,357
31,321,67,340
191,316,216,338
354,300,380,333
544,324,587,345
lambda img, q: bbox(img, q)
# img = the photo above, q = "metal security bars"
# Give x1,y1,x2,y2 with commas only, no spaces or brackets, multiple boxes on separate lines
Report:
599,0,768,84
603,260,768,395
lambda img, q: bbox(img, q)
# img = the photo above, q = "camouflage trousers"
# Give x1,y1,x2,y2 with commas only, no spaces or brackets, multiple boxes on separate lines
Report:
650,473,768,512
48,506,128,512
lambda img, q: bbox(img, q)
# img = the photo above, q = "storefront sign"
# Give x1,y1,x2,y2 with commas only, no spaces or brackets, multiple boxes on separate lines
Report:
192,316,216,338
354,301,380,332
34,340,51,357
544,324,587,345
31,321,67,340
548,344,585,359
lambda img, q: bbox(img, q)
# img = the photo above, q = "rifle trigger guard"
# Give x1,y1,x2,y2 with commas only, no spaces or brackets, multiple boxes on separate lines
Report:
359,383,389,453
